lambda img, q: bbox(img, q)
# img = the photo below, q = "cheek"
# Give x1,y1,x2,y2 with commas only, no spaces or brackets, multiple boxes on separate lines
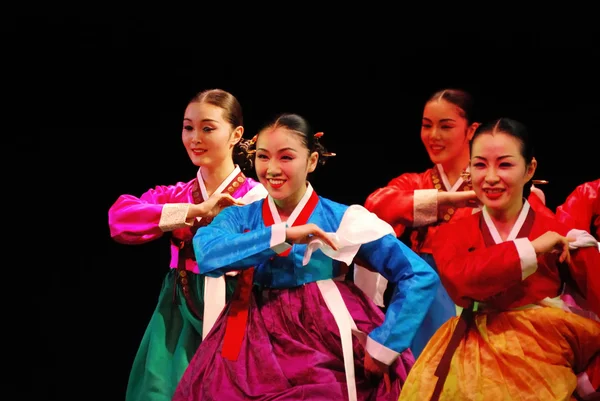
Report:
448,132,466,148
255,163,266,175
470,172,485,188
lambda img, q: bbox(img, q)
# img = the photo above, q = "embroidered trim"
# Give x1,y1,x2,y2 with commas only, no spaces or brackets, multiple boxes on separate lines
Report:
159,203,191,231
431,166,471,224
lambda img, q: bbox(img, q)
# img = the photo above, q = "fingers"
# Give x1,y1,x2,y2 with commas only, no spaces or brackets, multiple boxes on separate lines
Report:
315,229,338,250
558,236,571,263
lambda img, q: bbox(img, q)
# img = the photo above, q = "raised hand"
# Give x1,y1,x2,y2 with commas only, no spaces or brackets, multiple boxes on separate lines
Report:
531,231,575,263
440,190,480,211
201,193,245,219
285,223,339,250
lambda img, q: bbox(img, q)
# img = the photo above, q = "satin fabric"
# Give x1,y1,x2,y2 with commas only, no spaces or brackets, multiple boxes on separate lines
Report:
173,281,414,401
109,173,262,401
398,307,600,401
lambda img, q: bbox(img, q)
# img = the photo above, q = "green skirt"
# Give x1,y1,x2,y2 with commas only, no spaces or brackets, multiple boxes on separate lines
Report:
126,269,238,401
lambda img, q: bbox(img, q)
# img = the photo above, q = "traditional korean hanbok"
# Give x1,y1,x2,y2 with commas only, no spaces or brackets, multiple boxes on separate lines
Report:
108,165,266,401
398,199,600,401
358,165,552,358
556,178,600,323
357,165,476,358
556,179,600,243
172,183,439,401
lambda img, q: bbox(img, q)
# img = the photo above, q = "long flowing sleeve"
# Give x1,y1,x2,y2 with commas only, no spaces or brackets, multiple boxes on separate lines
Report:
364,173,438,236
431,220,537,308
561,227,600,316
556,179,600,239
193,203,291,277
355,234,439,364
108,182,195,244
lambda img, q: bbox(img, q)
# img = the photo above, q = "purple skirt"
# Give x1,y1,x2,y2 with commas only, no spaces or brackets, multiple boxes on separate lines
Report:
172,280,414,401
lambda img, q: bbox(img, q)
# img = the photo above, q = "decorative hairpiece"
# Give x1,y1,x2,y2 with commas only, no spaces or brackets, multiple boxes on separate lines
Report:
460,170,471,184
313,131,336,157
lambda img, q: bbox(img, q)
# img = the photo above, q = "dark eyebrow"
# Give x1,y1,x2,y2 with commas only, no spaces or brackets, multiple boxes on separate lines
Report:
256,147,298,153
473,155,515,161
183,118,219,123
422,117,457,123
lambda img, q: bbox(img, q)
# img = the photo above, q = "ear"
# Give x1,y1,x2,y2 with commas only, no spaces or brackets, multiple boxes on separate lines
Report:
230,126,244,146
526,157,538,181
307,151,319,173
466,122,480,141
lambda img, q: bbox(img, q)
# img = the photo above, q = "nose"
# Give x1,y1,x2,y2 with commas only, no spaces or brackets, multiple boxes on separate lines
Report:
429,126,441,140
485,167,500,184
266,158,281,177
191,130,202,144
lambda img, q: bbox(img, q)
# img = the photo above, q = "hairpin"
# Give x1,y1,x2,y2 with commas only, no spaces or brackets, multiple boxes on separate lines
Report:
460,171,472,184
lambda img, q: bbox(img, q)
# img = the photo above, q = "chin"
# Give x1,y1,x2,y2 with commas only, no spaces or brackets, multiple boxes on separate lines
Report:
427,154,445,165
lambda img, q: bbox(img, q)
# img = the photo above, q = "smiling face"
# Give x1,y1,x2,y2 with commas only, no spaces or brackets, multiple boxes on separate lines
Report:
181,102,242,168
254,126,318,209
470,131,536,216
420,99,475,166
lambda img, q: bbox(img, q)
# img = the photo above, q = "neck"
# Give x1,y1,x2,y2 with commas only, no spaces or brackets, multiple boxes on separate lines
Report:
274,184,308,219
200,160,236,196
487,198,524,229
441,150,470,186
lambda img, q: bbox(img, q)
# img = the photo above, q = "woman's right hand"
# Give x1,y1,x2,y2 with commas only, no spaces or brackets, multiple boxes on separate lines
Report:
439,190,480,209
285,224,339,250
530,231,575,263
188,193,245,220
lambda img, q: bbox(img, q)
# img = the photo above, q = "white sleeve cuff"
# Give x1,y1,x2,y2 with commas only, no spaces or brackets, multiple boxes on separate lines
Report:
514,238,538,280
159,203,192,231
567,229,599,250
270,222,292,254
413,189,438,227
365,336,399,366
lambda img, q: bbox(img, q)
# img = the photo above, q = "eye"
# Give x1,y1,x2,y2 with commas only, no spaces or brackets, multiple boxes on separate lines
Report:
473,162,485,168
257,154,268,160
202,127,215,133
500,162,513,168
183,125,193,131
421,123,432,128
281,155,293,160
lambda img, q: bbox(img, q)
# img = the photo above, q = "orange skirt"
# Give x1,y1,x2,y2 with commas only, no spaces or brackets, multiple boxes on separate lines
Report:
399,307,600,401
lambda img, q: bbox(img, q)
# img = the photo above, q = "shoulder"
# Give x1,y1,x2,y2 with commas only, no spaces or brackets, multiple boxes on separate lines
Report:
534,211,571,236
386,168,434,187
437,212,480,237
316,196,349,217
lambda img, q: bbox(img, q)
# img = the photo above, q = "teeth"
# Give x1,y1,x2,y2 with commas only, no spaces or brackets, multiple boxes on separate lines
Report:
485,189,503,193
269,179,284,184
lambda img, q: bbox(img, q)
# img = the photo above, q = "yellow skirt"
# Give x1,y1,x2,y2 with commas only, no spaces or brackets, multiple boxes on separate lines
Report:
399,307,600,401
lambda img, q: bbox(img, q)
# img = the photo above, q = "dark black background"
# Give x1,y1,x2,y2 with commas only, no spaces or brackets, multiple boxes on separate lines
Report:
5,15,598,400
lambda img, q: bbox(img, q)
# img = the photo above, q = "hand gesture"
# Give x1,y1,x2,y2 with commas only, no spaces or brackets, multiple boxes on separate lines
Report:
285,223,338,250
364,351,391,393
201,193,245,219
531,231,575,263
440,191,480,213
